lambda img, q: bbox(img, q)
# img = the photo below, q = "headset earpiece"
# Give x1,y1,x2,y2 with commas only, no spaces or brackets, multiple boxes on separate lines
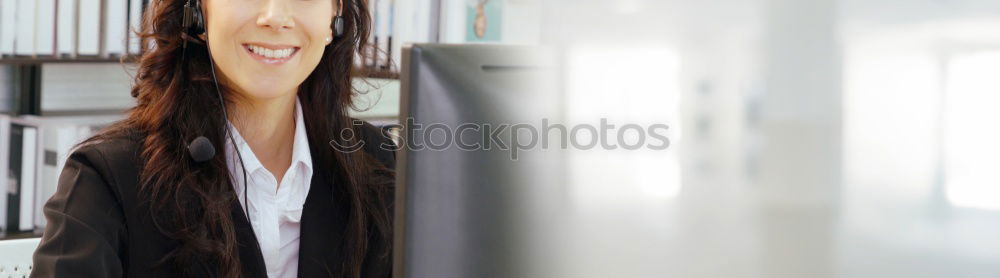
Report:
183,0,205,36
333,0,345,38
333,15,344,38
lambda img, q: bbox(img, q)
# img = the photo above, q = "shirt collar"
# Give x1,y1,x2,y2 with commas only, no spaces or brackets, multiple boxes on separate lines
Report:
225,97,314,185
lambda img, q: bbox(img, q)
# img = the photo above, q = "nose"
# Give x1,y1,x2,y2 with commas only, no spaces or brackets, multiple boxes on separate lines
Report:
256,0,294,31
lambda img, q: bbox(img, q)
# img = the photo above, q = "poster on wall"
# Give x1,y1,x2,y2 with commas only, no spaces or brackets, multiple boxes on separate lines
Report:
466,0,502,42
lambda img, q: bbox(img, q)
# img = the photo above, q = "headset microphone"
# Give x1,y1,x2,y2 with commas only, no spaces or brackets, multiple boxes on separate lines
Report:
187,136,216,162
180,0,252,222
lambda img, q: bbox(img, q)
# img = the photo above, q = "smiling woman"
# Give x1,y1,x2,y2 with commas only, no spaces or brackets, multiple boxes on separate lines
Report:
29,0,395,277
203,0,335,98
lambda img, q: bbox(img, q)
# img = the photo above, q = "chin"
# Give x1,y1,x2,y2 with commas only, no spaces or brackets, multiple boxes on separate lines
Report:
250,89,296,100
239,83,297,100
232,74,295,96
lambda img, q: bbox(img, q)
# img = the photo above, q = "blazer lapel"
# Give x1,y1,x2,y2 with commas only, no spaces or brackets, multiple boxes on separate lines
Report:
298,170,348,277
231,197,269,277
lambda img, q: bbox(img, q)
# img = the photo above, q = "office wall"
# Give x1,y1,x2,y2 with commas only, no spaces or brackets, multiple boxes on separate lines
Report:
535,0,1000,277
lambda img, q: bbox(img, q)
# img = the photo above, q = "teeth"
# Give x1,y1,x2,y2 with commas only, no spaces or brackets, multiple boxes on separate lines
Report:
247,45,294,59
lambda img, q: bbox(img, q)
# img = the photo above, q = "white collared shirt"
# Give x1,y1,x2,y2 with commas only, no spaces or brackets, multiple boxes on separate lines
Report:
225,98,313,278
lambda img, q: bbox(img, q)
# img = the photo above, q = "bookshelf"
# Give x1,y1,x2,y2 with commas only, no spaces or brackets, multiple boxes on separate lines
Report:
0,57,399,78
0,0,407,76
0,56,136,65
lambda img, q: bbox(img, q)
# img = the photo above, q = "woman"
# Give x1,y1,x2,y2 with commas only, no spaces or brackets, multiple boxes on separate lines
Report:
30,0,394,277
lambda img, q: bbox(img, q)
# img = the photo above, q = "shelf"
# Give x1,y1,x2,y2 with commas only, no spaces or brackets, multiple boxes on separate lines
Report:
362,69,400,80
1,55,400,79
0,55,137,64
0,231,43,241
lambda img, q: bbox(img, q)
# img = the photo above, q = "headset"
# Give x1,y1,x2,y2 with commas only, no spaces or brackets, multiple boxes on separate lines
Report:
181,0,345,221
183,0,344,45
180,0,252,222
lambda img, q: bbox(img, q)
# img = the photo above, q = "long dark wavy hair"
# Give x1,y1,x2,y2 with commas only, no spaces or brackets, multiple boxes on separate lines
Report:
79,0,393,276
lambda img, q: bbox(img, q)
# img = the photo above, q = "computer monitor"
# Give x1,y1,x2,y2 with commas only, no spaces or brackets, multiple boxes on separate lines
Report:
393,44,561,278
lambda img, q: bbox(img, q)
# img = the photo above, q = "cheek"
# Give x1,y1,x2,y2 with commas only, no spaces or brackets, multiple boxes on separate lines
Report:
298,23,335,67
205,13,249,67
294,39,327,80
206,27,249,85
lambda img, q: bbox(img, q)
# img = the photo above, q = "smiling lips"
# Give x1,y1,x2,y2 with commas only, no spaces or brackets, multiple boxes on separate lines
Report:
243,43,300,64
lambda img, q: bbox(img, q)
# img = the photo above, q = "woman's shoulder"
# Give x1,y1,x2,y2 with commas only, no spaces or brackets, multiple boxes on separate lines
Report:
75,120,394,167
71,119,397,175
351,118,397,169
74,126,146,166
65,127,145,190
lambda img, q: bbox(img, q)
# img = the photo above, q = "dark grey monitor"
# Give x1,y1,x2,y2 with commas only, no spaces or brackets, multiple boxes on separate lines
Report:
393,44,562,278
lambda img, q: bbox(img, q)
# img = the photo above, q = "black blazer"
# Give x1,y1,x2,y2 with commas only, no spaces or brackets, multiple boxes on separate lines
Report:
30,120,395,277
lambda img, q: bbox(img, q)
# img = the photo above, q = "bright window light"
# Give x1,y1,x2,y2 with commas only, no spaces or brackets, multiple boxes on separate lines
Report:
945,51,1000,210
564,45,682,207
